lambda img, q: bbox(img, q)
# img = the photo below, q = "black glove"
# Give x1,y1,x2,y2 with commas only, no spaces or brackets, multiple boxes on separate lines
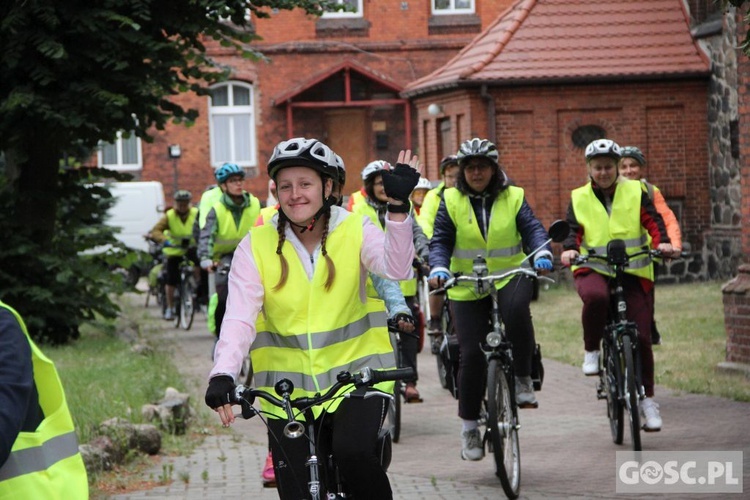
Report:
205,375,235,409
382,163,420,206
388,312,415,330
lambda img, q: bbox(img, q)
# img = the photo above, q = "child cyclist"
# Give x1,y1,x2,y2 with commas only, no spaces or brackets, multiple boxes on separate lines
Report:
204,138,420,500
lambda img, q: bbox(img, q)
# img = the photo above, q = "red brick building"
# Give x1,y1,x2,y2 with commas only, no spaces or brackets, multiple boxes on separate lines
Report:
403,0,713,281
102,0,515,202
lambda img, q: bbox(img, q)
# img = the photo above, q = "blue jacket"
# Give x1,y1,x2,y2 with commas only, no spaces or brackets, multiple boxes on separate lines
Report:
429,171,551,273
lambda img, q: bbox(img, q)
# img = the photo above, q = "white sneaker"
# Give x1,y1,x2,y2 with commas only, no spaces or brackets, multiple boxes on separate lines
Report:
163,308,174,321
582,351,600,376
515,376,538,408
460,428,484,461
640,397,662,432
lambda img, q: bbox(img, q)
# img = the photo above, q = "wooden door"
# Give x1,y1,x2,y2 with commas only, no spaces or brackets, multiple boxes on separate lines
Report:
324,109,368,197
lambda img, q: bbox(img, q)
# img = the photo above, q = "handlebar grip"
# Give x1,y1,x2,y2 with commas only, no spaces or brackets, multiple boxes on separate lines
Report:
232,385,257,419
369,367,415,384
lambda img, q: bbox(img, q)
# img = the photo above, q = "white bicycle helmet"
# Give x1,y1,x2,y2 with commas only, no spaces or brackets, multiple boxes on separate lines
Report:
267,137,338,180
585,139,621,161
361,160,390,181
413,176,432,192
457,138,499,166
334,154,346,185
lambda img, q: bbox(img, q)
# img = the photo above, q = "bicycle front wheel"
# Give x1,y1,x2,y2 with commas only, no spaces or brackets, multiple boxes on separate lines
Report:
487,358,521,499
179,277,195,330
603,343,624,444
622,335,641,451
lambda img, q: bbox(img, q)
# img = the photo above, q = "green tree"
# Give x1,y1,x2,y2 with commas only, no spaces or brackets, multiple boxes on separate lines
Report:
0,0,336,241
0,0,338,342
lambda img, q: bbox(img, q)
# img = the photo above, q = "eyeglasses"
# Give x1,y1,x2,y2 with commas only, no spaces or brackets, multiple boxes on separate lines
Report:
464,163,492,173
373,181,384,187
225,177,244,184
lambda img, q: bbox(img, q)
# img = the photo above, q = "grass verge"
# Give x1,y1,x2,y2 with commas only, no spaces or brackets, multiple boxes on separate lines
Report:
531,279,750,401
46,294,214,497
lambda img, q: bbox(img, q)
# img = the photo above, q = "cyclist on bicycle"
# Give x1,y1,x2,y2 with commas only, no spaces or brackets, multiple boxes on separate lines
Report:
198,163,261,338
559,138,673,432
619,145,683,345
252,152,417,487
410,176,433,217
148,190,198,321
428,138,552,461
352,160,430,402
205,137,419,500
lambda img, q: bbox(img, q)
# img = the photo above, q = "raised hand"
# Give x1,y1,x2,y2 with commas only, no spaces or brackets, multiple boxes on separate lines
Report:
382,149,421,208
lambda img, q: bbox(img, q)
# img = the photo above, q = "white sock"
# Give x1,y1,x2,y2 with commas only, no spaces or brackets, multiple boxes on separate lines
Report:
462,419,478,432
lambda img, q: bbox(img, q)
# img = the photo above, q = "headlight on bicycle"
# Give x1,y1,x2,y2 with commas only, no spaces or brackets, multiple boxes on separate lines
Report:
486,331,502,348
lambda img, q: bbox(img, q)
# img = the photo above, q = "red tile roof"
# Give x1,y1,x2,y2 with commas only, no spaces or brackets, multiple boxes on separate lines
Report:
402,0,711,97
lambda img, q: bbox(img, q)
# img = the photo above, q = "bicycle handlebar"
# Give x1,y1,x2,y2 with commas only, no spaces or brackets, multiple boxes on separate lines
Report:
231,366,415,421
430,266,543,295
571,246,689,267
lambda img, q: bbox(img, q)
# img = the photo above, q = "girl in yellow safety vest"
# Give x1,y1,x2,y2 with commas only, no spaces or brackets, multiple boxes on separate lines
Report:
205,138,420,500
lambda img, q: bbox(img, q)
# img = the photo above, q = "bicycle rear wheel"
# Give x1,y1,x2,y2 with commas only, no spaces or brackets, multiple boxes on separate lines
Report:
487,358,521,499
603,342,624,444
622,335,641,451
179,276,195,330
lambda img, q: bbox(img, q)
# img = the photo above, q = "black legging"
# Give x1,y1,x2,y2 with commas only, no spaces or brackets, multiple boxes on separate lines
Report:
399,295,420,384
451,275,536,421
268,395,392,500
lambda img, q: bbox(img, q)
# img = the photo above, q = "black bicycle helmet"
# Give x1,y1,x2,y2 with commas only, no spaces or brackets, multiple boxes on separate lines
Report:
456,138,499,167
267,138,338,180
174,190,192,201
334,154,346,186
620,146,646,166
439,154,458,175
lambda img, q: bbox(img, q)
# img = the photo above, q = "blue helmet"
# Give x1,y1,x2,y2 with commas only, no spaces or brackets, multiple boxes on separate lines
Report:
215,163,245,183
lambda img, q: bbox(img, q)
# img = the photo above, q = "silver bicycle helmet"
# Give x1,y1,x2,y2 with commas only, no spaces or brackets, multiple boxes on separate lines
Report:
361,160,390,181
413,176,432,192
456,138,499,166
439,154,458,174
584,139,621,161
267,138,338,180
620,146,646,166
174,189,192,201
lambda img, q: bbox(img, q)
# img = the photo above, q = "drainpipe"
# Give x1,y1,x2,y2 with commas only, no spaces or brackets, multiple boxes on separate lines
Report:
480,84,496,142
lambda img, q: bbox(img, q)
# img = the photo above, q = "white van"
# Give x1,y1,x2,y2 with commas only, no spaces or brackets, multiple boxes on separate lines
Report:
104,181,166,252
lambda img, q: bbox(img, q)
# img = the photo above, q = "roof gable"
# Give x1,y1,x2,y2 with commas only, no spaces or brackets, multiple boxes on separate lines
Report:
403,0,711,97
272,59,403,106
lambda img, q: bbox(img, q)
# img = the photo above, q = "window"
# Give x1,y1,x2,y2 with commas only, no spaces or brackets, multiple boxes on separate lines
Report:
571,125,606,150
322,0,362,18
432,0,474,15
209,81,257,168
98,132,142,171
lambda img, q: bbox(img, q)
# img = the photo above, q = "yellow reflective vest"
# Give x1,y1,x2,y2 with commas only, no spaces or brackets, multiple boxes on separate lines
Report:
570,180,652,280
443,187,526,301
249,213,396,419
416,183,444,239
163,207,198,257
0,302,89,500
198,187,223,229
211,197,260,259
353,201,417,297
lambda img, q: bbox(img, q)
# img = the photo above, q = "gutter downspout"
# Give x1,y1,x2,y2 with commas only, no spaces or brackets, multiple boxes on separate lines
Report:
480,84,496,142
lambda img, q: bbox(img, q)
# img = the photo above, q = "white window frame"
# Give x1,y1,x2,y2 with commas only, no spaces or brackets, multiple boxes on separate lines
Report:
432,0,475,15
98,131,142,172
208,81,257,168
321,0,363,18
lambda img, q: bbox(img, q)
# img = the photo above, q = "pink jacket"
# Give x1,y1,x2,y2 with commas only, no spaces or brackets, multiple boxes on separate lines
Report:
209,206,415,381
